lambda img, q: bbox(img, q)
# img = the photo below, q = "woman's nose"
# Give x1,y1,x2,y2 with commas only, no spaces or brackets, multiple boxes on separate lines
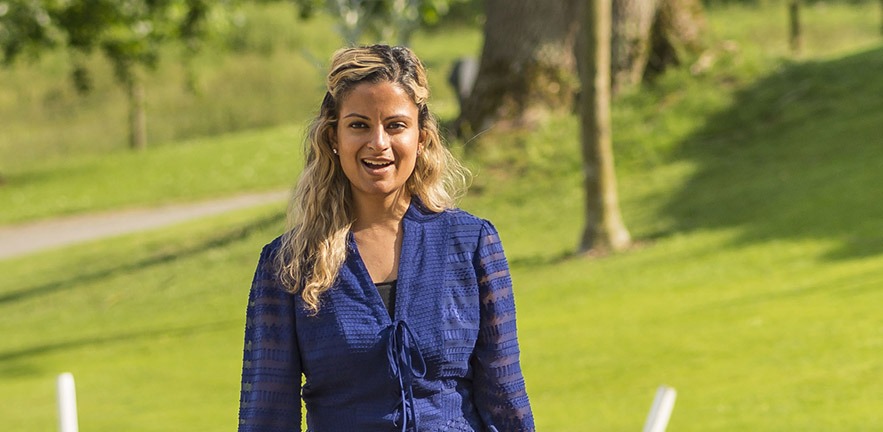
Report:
368,127,390,150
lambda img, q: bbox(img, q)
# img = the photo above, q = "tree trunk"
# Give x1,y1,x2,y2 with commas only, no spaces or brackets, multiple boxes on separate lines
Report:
789,0,802,55
127,73,147,151
611,0,659,94
608,0,706,93
644,0,706,80
460,0,705,134
458,0,582,136
580,0,632,254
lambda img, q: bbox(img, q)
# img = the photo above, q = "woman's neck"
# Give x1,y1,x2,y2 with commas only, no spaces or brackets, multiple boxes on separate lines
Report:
351,190,411,231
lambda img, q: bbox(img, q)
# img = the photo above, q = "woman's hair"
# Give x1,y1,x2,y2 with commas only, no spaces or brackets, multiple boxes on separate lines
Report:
277,44,470,313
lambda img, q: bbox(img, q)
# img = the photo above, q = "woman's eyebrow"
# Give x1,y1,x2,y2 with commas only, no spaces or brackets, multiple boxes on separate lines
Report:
341,112,413,121
342,112,370,120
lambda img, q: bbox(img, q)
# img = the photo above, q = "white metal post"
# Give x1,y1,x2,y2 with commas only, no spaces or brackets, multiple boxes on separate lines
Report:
57,373,79,432
643,385,677,432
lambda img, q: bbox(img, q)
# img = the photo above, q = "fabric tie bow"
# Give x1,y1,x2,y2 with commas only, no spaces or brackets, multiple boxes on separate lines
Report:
385,320,427,432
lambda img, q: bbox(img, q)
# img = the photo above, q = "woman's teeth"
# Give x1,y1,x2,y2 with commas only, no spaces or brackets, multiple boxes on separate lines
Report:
363,160,393,168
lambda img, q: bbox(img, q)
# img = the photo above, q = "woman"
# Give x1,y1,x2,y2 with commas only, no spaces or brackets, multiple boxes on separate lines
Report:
238,45,534,432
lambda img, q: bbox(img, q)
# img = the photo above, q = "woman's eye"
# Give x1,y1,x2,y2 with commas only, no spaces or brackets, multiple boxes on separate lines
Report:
387,122,406,130
349,122,367,129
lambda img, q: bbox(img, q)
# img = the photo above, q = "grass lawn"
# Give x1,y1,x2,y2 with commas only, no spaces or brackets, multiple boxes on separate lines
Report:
0,125,304,224
1,1,882,431
2,139,881,431
0,205,286,431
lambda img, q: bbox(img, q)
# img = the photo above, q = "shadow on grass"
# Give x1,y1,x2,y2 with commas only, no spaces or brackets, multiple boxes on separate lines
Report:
509,250,578,269
0,320,240,378
663,46,883,260
689,266,883,315
0,211,284,305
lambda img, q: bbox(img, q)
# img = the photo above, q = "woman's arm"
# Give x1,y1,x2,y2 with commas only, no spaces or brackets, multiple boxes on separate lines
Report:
238,242,303,432
471,221,536,431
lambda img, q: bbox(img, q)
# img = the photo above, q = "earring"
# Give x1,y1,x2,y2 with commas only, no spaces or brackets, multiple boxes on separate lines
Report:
332,148,338,155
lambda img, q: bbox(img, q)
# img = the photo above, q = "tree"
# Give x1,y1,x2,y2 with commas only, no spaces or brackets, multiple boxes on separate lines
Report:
458,0,706,134
614,0,705,92
580,0,631,253
458,0,582,135
0,0,226,150
291,0,466,46
611,0,659,95
788,0,802,55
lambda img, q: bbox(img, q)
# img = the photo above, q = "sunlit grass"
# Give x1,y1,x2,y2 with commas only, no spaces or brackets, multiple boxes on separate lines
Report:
0,125,303,224
0,205,286,431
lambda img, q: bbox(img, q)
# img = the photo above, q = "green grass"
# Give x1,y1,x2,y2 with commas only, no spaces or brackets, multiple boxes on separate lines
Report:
0,205,286,431
0,125,303,224
2,1,883,431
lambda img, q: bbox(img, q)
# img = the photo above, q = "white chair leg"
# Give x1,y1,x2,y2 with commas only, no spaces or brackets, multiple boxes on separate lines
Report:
57,373,79,432
643,385,677,432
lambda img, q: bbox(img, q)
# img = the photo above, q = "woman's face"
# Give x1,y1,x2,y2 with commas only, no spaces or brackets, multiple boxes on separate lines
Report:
334,81,423,205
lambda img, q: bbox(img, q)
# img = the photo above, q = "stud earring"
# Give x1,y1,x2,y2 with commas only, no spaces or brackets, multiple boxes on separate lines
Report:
332,148,338,155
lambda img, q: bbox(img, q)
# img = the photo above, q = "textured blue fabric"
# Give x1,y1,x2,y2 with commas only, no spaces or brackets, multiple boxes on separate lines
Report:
238,201,535,431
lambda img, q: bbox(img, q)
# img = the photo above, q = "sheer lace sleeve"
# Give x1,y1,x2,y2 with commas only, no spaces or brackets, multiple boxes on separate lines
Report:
471,221,536,431
238,242,302,432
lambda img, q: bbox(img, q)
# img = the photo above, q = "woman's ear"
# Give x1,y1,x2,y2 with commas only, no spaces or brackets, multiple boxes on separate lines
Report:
418,130,427,151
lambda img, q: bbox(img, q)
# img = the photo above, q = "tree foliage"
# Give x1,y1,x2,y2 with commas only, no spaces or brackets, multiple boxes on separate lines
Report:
290,0,471,45
0,0,235,149
1,0,228,86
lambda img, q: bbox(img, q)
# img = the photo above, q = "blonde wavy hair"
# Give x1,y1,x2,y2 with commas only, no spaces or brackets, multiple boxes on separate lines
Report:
277,44,471,313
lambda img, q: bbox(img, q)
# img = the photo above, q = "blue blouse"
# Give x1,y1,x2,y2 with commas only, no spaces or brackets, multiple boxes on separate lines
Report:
238,201,535,431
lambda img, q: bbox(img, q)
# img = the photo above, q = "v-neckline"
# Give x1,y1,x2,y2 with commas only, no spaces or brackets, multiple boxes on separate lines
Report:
348,209,414,323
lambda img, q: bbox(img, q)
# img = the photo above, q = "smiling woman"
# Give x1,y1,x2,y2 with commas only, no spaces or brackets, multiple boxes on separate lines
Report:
334,81,423,207
237,45,536,432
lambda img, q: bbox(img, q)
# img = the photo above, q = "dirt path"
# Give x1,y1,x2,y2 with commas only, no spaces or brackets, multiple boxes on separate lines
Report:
0,190,288,261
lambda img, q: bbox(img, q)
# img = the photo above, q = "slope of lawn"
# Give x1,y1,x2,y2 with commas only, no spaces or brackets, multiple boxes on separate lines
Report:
1,2,882,431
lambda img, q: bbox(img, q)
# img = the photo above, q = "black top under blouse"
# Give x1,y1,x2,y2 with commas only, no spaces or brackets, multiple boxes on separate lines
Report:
374,280,397,318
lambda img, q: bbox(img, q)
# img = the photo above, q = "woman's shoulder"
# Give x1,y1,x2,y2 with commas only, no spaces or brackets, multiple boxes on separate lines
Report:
264,234,285,252
406,197,493,229
255,234,286,265
441,207,492,229
430,208,503,245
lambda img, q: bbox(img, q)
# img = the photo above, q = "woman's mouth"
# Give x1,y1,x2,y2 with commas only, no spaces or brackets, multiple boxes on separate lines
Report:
362,159,394,170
